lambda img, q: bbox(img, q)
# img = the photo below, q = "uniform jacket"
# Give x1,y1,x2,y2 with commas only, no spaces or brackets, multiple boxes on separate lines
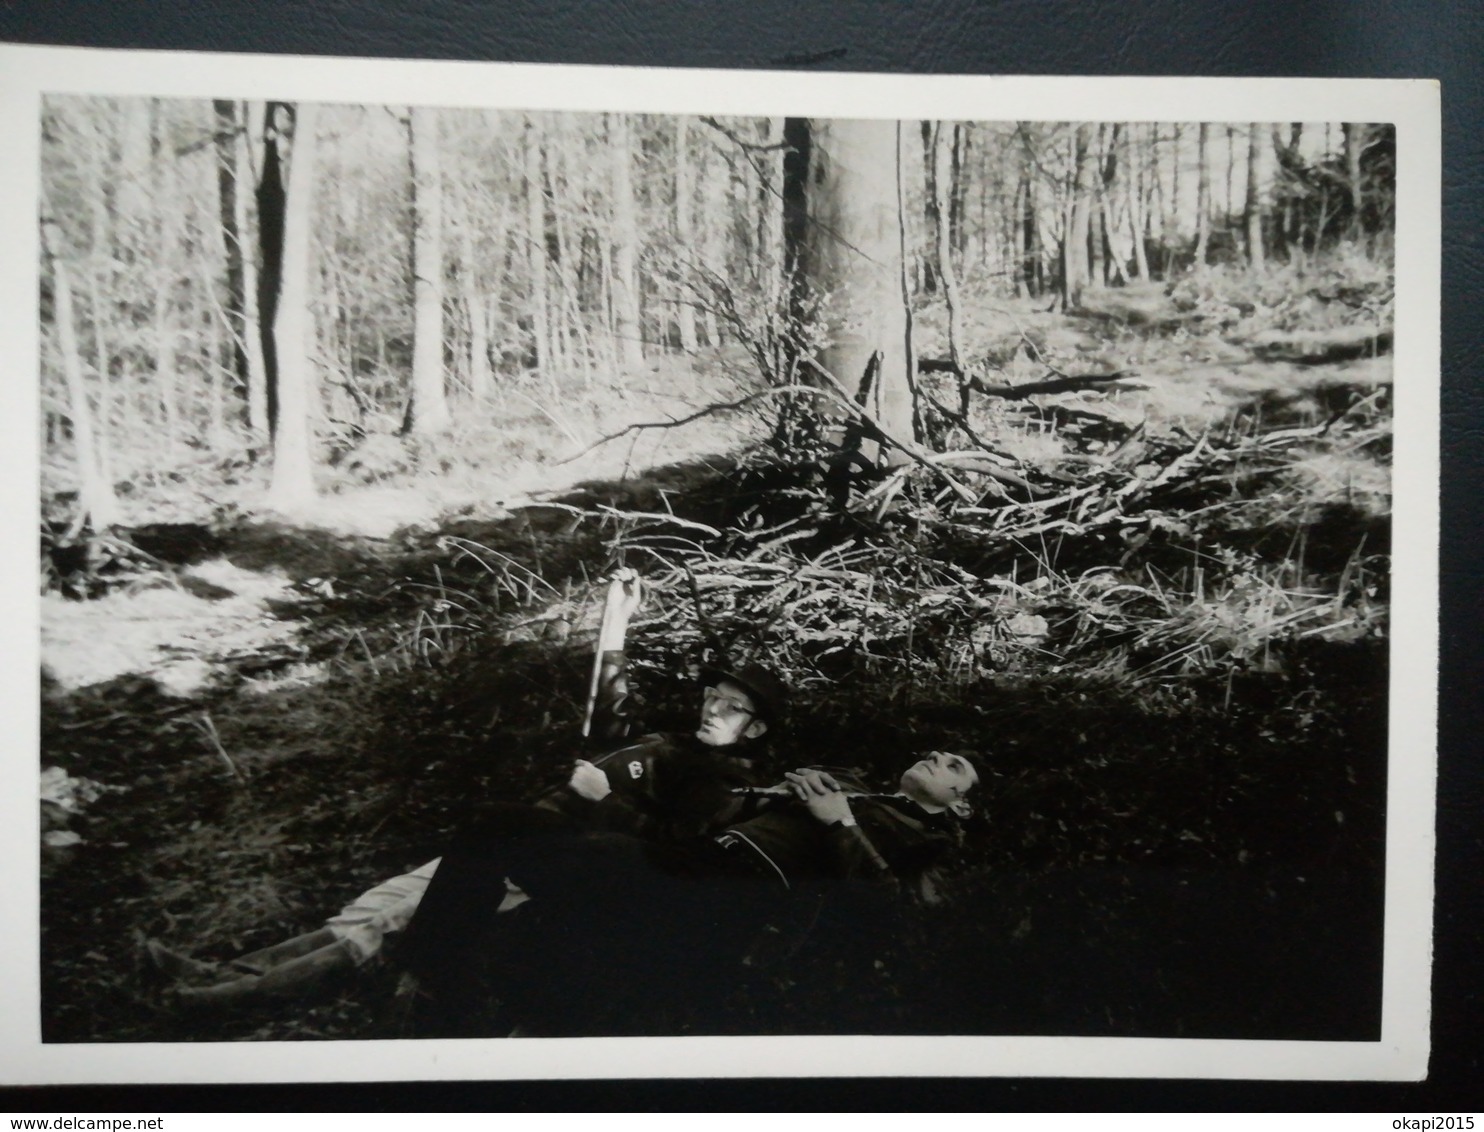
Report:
713,768,963,897
538,649,768,842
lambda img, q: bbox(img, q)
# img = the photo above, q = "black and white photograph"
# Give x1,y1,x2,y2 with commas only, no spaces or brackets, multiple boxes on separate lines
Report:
1,47,1439,1084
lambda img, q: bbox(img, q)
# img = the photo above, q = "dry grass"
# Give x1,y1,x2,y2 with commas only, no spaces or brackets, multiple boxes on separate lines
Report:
41,559,303,694
38,252,1394,1042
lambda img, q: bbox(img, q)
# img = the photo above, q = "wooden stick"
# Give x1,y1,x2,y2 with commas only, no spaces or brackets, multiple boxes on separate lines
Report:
580,575,623,739
197,713,246,787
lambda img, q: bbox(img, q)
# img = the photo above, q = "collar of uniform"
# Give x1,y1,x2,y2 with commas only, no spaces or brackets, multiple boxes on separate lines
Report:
675,732,760,770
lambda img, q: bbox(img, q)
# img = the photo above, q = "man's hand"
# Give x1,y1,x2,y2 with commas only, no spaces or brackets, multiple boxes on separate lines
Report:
568,759,612,802
785,768,856,827
609,567,643,623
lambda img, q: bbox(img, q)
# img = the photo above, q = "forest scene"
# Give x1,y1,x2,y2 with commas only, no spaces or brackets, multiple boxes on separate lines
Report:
37,97,1395,1042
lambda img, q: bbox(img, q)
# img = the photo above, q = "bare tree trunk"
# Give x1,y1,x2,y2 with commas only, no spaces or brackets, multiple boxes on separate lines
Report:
1128,124,1151,280
238,102,269,439
784,117,918,454
1012,142,1030,297
460,221,494,404
1149,125,1167,253
117,99,153,253
1096,123,1128,285
1224,125,1236,222
1314,183,1331,256
153,123,180,460
153,278,179,459
547,125,586,383
85,265,114,488
1271,123,1304,266
42,202,120,530
1168,123,1182,275
1343,122,1366,240
523,115,549,378
995,138,1014,292
1169,123,1181,224
556,230,591,386
1063,123,1094,308
700,130,730,347
949,123,969,261
598,236,617,373
267,102,320,509
757,116,786,317
609,113,645,371
213,101,247,416
216,100,269,437
115,102,159,458
1028,142,1045,296
729,146,755,275
918,121,938,297
673,115,699,352
256,103,287,441
548,121,574,378
928,122,966,403
890,121,919,457
404,105,451,435
1194,123,1211,268
1244,123,1266,271
84,120,116,489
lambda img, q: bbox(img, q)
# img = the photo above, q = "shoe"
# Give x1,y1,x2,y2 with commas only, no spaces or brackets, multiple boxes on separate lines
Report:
146,940,225,984
172,976,258,1010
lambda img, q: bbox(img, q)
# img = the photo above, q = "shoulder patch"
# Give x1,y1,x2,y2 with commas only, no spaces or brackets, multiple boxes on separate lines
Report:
627,760,645,780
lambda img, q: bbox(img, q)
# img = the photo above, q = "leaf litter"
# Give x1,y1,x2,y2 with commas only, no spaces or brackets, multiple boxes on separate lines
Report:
39,279,1393,1041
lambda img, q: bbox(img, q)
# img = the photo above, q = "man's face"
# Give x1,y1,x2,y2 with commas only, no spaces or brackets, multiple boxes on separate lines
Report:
695,679,766,747
899,751,979,814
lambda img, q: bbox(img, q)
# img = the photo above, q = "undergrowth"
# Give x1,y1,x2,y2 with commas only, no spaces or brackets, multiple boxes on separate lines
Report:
39,267,1392,1041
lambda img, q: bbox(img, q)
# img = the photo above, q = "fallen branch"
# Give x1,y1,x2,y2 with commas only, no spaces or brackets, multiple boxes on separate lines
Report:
196,713,247,787
1242,327,1393,365
920,352,1146,400
697,116,792,153
929,450,1046,497
805,364,979,503
967,370,1144,400
594,506,722,537
917,387,1037,471
555,385,818,464
1014,400,1141,438
918,358,967,377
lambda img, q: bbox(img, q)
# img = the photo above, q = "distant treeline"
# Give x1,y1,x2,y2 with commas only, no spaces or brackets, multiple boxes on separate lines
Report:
38,99,1395,524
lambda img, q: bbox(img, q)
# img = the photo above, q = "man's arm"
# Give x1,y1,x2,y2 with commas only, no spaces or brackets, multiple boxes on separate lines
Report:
582,569,643,747
535,570,644,821
559,568,643,807
784,769,895,881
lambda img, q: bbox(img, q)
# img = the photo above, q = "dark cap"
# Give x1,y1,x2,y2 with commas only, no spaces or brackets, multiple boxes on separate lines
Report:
699,662,790,730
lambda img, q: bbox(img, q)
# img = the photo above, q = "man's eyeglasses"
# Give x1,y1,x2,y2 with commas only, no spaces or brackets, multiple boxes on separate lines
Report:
703,686,755,717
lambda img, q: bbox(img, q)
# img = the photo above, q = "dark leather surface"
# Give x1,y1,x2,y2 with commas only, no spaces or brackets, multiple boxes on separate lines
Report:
0,0,1475,80
2,0,1480,1112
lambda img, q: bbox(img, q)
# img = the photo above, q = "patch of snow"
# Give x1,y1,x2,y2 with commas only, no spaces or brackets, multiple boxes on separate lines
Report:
182,557,295,601
269,487,446,539
40,765,128,812
1006,612,1051,640
41,571,301,693
239,663,329,694
154,658,215,697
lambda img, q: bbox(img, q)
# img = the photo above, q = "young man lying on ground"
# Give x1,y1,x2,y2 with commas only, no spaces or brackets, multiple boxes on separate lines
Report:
150,570,788,1005
400,749,981,1035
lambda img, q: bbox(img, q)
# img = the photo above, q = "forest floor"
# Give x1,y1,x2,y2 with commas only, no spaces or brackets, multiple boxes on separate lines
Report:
39,265,1395,1042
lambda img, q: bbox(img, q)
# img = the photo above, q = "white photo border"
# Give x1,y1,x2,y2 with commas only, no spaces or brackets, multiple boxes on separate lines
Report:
0,43,1441,1084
